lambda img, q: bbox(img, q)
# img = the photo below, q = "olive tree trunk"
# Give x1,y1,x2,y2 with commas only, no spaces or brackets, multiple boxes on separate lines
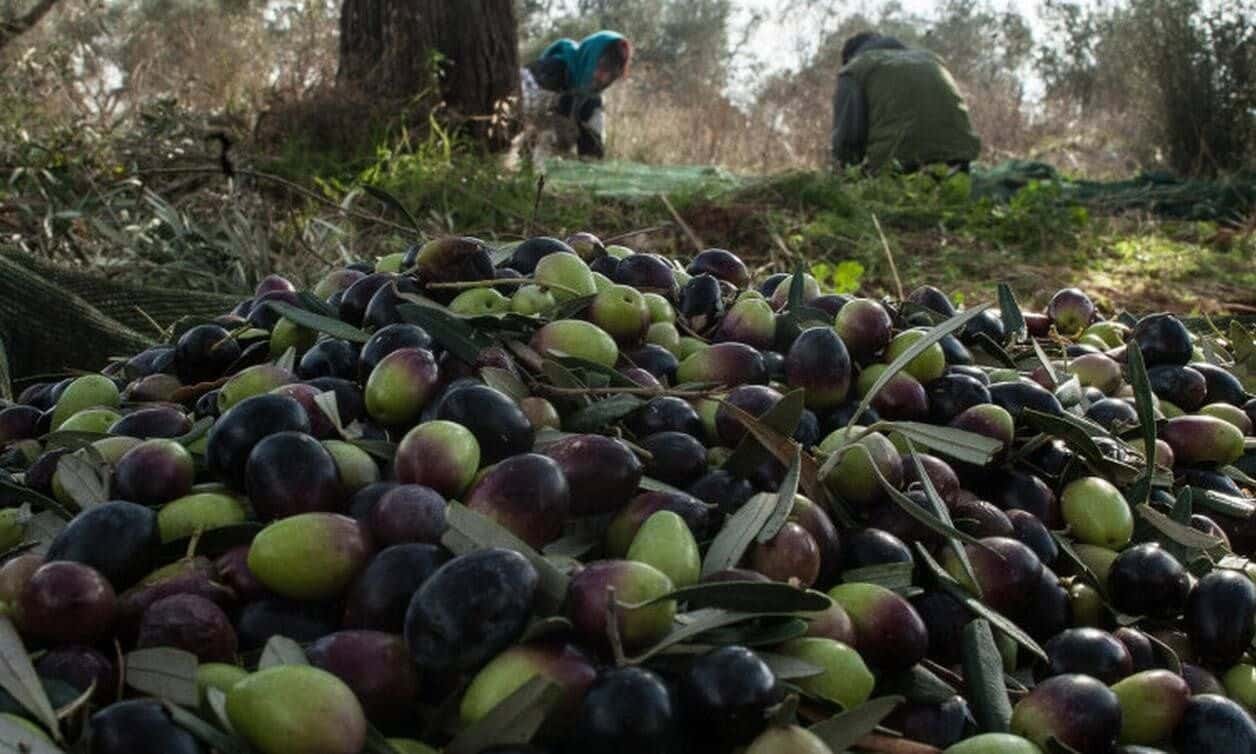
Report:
0,0,65,58
337,0,520,150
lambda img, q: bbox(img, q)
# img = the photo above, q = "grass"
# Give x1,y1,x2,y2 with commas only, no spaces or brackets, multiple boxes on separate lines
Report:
294,149,1254,317
3,96,1253,321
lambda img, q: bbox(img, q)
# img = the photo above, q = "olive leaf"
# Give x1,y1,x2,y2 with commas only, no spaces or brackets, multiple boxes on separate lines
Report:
0,337,11,403
174,416,214,447
53,452,108,509
619,580,830,613
443,676,563,754
880,421,1004,466
0,480,73,521
519,616,575,644
54,679,94,721
1127,342,1157,506
916,544,1048,663
1136,504,1228,553
296,290,339,319
702,617,810,648
1031,338,1060,387
480,366,529,403
397,302,490,365
997,283,1026,344
0,713,64,754
720,389,805,479
566,395,645,433
700,492,776,578
963,619,1013,733
39,431,111,451
757,445,801,544
314,390,347,438
636,475,690,495
843,304,992,429
906,441,982,599
552,356,639,388
1192,487,1256,518
1020,409,1140,479
363,724,405,754
626,607,808,664
0,617,61,741
839,562,916,593
349,439,399,462
259,636,309,669
547,293,597,320
808,695,905,751
205,686,236,734
717,392,848,526
863,444,986,550
163,701,251,754
1172,486,1194,524
880,664,959,704
265,300,370,344
757,652,824,681
124,647,199,707
1052,533,1102,591
972,331,1017,367
362,184,423,235
441,502,569,616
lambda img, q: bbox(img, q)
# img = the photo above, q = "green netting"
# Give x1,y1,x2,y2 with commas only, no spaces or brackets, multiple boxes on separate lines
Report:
971,160,1256,223
541,158,743,198
0,249,240,382
542,157,1256,223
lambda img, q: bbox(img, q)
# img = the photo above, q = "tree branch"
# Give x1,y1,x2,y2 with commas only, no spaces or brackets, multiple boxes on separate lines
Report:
0,0,64,53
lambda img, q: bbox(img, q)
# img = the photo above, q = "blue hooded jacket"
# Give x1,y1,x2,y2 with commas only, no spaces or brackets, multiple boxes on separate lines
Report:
539,31,627,94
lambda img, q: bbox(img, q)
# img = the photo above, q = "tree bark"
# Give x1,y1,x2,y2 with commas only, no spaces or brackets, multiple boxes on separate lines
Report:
0,0,64,56
338,0,520,150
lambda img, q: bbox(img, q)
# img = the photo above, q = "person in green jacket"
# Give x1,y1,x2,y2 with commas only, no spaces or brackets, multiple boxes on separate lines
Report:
831,32,982,174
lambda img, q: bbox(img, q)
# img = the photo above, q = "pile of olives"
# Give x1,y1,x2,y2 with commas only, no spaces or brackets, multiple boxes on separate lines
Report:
2,232,1256,754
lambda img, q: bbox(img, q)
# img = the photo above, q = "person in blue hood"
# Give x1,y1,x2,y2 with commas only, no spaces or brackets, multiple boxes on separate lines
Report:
515,31,633,162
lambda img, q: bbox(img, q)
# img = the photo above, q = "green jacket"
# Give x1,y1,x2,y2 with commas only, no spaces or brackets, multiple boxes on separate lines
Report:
832,47,981,172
